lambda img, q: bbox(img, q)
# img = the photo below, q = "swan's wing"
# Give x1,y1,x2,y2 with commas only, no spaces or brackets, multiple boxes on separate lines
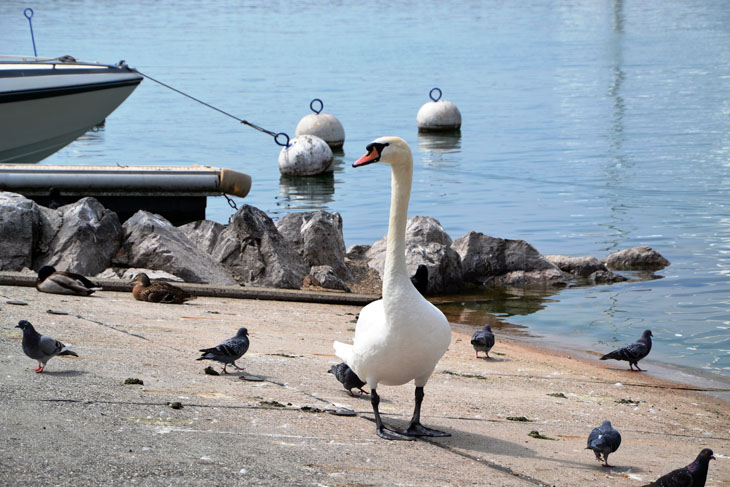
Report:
352,300,385,345
333,341,353,364
333,299,385,366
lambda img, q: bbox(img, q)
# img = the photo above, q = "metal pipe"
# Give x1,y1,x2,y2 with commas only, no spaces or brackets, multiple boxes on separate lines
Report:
0,165,251,198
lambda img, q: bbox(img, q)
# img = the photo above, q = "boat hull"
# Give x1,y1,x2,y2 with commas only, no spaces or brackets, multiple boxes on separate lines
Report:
0,58,142,164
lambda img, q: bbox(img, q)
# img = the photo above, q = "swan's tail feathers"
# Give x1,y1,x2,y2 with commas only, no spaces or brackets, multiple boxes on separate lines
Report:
333,341,353,364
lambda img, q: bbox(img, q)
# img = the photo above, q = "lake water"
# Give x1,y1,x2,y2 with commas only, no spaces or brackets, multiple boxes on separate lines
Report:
2,1,729,382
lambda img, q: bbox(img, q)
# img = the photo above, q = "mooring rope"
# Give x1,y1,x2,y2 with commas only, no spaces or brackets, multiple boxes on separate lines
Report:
134,69,290,147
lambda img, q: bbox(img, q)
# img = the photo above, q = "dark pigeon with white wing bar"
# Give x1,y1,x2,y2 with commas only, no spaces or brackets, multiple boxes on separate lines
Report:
196,328,249,374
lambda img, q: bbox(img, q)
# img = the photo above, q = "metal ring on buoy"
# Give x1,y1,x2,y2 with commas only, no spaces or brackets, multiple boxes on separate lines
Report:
275,132,291,148
309,98,324,114
24,8,33,19
429,87,442,102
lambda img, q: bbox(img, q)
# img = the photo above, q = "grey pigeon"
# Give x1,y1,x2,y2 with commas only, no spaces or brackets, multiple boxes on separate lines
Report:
196,328,249,373
16,320,78,373
586,420,621,467
641,448,715,487
600,329,653,371
328,362,368,397
410,264,428,295
471,324,495,359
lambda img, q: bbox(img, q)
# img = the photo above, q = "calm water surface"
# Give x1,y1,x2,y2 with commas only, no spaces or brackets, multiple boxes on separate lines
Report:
2,1,729,380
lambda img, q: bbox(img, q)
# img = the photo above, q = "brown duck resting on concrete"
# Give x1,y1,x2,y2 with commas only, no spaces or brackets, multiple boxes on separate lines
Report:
131,273,195,304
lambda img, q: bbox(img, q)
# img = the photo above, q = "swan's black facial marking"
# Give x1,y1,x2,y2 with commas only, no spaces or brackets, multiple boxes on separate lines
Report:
353,142,389,167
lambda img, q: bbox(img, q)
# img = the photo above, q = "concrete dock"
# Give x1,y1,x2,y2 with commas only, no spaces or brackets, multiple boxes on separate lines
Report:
1,285,728,486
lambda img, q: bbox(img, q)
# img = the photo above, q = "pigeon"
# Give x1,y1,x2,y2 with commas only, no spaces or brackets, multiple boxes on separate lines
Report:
600,329,653,371
586,420,621,467
131,272,194,304
410,264,428,295
471,324,495,359
36,265,102,296
328,362,369,397
641,448,715,487
16,320,78,373
196,328,249,373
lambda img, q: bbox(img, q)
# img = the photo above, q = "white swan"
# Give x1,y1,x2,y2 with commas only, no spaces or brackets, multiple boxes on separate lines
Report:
334,136,451,440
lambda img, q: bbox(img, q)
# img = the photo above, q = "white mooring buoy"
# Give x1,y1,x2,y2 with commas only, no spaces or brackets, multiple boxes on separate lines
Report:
278,134,334,176
416,88,461,132
295,98,345,149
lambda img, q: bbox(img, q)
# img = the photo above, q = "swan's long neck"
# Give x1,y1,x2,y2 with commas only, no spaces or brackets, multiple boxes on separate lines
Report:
383,161,413,304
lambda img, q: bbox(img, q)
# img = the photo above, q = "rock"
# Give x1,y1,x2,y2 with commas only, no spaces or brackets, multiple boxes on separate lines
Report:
546,255,606,278
94,268,121,280
346,244,371,259
179,220,225,254
366,216,463,294
96,267,184,282
303,265,351,292
112,210,237,285
211,205,308,289
603,246,670,270
587,270,628,284
276,211,352,281
453,231,567,287
493,268,568,288
0,192,40,271
278,135,334,176
34,197,123,276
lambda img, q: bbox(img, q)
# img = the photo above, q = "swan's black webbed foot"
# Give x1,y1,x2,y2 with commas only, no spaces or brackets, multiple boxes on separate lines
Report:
401,422,451,437
377,425,417,441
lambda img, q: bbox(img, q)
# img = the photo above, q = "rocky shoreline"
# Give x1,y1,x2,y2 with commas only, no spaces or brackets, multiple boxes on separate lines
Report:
0,191,670,295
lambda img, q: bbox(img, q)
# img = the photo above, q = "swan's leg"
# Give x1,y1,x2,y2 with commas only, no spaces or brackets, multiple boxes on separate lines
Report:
401,387,450,437
370,389,415,441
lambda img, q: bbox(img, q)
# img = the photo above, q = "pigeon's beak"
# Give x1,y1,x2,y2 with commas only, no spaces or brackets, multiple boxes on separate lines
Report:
711,454,716,461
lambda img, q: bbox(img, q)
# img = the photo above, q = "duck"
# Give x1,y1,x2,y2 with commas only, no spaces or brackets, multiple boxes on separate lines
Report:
334,137,452,441
36,265,102,296
131,272,194,304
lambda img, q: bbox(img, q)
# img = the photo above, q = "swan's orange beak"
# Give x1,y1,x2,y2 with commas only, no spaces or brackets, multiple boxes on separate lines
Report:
353,142,388,168
353,150,379,168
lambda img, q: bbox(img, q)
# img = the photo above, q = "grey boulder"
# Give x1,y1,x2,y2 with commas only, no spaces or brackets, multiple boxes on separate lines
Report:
179,220,225,255
113,210,237,285
35,197,122,276
366,216,463,294
0,192,40,270
546,255,627,284
276,211,352,281
603,246,670,271
303,265,351,292
453,231,567,288
211,205,308,289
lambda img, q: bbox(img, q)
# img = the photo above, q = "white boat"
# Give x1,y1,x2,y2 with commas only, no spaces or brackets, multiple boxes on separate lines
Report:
0,55,142,164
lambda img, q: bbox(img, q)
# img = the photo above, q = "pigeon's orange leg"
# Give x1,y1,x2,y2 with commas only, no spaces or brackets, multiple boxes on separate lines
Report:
34,364,44,373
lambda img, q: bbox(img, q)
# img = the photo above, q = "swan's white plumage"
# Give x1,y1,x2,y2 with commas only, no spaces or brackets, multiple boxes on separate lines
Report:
334,136,451,390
